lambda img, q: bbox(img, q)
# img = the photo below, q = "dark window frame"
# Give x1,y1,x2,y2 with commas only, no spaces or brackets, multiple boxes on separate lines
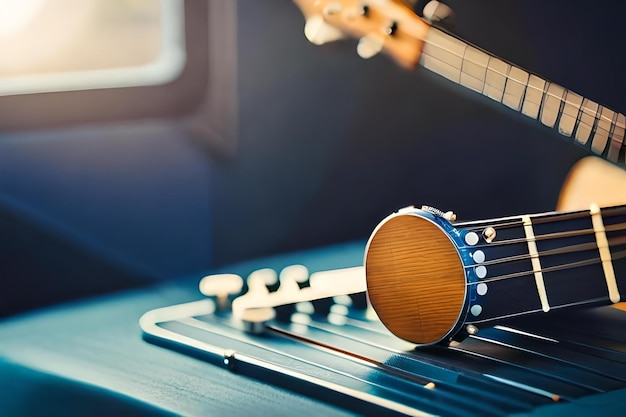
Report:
0,0,238,153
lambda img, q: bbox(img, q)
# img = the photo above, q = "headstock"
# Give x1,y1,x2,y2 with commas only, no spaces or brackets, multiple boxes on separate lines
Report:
292,0,431,69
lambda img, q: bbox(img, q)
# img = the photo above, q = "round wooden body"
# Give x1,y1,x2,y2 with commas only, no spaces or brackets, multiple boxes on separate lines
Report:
364,211,467,345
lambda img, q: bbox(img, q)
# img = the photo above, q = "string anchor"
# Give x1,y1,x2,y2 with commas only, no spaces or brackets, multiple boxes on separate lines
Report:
466,324,479,335
482,227,497,243
420,205,457,222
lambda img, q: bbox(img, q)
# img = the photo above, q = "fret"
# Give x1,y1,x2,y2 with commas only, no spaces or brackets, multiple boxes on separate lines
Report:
483,57,509,102
502,66,529,111
419,27,626,169
590,204,621,303
557,91,582,137
459,45,488,93
539,83,566,129
591,106,614,155
607,113,625,163
574,98,598,145
520,75,545,119
603,207,626,292
522,216,550,312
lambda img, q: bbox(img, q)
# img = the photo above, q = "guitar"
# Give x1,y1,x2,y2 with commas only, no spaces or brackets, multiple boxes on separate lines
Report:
291,0,626,346
364,169,626,346
292,0,626,167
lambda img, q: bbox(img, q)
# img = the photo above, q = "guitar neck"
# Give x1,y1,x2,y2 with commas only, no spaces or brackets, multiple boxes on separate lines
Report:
457,204,626,324
420,26,626,168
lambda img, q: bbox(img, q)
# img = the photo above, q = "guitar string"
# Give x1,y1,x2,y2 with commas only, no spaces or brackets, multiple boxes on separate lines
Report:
466,249,626,286
469,222,626,249
455,207,626,285
464,205,626,238
470,228,595,249
458,206,626,250
465,233,626,269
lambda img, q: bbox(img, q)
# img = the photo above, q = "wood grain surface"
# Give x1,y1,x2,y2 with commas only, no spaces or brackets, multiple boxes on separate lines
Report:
365,214,466,345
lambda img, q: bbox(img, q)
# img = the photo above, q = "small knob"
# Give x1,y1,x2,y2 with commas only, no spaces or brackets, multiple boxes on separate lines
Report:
199,273,244,312
422,1,456,31
304,15,344,45
247,268,278,292
240,307,276,334
357,34,384,59
279,264,309,286
386,21,398,36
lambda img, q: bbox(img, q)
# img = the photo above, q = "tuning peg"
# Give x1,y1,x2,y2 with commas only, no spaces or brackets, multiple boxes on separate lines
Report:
199,273,244,312
279,264,309,285
247,268,277,293
240,307,276,334
271,265,308,322
304,15,345,45
357,34,384,59
322,1,342,16
422,1,456,31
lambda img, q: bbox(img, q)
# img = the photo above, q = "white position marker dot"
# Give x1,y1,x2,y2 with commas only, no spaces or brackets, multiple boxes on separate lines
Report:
473,250,485,263
465,232,480,246
475,265,487,279
470,304,483,317
477,283,488,296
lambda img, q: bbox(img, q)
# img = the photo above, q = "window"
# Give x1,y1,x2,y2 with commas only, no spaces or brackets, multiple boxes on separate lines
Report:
0,0,237,151
0,0,185,95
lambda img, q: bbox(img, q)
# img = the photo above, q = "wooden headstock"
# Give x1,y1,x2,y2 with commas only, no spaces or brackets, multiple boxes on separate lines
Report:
292,0,431,69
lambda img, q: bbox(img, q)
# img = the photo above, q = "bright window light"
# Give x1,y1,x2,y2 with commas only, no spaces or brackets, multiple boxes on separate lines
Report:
0,0,186,96
0,0,45,37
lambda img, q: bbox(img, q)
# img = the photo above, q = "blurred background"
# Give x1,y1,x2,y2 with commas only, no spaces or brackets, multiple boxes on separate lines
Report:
1,0,625,317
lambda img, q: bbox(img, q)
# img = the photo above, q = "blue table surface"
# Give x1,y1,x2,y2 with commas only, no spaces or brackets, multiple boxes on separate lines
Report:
2,240,626,417
0,241,366,417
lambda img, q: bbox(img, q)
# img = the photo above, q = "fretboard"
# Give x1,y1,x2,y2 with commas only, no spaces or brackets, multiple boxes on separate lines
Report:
453,204,626,325
420,27,626,168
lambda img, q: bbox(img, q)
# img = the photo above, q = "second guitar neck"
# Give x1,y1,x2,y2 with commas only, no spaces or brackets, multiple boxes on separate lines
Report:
420,26,626,168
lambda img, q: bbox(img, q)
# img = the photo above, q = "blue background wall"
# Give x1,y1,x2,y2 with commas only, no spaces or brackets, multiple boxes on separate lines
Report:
1,0,624,315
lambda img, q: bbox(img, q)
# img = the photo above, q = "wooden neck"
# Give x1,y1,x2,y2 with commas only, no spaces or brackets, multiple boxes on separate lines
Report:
458,204,626,324
419,27,626,168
